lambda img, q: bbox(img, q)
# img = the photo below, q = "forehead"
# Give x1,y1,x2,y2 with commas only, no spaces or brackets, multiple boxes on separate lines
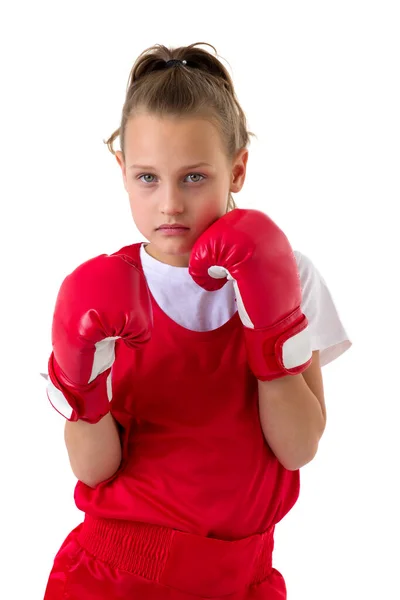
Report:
124,112,226,162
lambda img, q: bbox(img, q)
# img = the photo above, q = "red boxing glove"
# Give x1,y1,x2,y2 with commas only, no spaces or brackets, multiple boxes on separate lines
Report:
189,209,312,380
47,252,152,423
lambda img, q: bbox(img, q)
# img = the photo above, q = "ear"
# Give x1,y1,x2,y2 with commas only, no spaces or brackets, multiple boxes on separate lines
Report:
115,151,128,192
230,148,248,193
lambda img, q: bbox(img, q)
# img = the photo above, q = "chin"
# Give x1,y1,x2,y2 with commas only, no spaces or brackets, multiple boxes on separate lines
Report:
156,237,193,254
163,245,192,260
147,237,192,266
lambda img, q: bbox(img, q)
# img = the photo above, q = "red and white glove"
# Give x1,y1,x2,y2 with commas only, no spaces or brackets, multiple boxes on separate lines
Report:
189,209,312,381
47,253,152,423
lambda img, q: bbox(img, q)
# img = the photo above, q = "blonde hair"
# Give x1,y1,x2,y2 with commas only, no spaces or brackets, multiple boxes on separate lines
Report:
104,42,255,212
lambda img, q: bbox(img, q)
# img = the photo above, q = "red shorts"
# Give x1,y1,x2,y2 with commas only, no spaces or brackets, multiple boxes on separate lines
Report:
44,515,286,599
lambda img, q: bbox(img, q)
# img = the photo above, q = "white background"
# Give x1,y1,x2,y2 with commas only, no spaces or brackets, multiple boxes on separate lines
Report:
1,1,399,598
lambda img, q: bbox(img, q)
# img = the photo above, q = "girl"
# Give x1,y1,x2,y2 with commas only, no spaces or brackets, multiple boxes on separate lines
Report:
43,42,351,599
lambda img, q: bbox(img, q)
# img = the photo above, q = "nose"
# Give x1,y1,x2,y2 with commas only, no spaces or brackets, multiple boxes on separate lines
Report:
159,182,185,216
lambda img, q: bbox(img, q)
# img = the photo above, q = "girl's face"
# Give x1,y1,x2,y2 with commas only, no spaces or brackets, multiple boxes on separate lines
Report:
116,112,248,267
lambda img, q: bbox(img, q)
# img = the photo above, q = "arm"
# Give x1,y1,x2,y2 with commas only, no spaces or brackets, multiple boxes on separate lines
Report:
64,412,122,488
188,209,327,469
46,253,152,487
258,350,326,471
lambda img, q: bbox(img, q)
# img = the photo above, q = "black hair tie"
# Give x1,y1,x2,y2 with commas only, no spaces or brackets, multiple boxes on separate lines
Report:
165,59,187,68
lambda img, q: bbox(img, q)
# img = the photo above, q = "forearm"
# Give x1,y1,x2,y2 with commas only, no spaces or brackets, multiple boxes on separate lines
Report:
258,373,325,471
64,412,122,488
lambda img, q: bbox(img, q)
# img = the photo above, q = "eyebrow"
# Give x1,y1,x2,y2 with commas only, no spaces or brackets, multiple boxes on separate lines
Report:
128,162,213,170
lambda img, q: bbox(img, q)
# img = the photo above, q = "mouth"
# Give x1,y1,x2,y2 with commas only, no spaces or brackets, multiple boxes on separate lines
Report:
156,224,191,237
156,225,190,231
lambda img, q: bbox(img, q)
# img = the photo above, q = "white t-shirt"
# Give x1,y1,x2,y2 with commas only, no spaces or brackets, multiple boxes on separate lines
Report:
140,244,351,368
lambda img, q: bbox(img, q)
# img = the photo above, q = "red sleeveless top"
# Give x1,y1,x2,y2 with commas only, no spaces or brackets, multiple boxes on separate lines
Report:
74,243,300,541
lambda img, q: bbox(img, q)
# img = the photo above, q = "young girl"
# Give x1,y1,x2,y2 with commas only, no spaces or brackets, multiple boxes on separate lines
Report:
43,42,351,599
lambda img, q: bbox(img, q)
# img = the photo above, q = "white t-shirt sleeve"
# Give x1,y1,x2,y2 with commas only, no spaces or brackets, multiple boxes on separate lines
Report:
295,251,352,368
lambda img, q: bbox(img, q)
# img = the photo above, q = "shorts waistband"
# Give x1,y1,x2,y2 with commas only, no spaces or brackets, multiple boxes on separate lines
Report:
78,515,275,596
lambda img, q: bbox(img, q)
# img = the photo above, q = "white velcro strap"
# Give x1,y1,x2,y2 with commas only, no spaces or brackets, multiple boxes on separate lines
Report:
90,336,120,383
106,371,112,402
41,373,74,420
282,326,313,369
